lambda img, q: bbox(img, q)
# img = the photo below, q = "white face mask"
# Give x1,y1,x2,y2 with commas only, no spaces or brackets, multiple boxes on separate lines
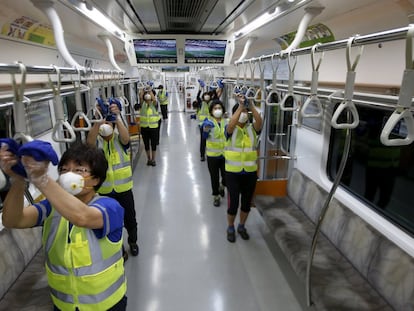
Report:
99,124,113,137
212,109,223,118
144,94,152,101
238,112,248,124
204,95,210,102
58,172,85,195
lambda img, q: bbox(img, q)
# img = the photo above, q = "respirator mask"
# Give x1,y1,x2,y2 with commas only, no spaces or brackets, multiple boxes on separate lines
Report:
58,172,85,195
144,93,152,101
204,95,210,102
99,124,114,137
238,112,248,124
212,109,223,118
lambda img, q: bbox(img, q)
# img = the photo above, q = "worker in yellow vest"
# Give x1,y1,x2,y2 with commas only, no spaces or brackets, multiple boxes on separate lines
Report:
87,102,139,257
224,94,262,243
140,88,161,166
0,143,128,310
157,85,169,120
201,100,227,206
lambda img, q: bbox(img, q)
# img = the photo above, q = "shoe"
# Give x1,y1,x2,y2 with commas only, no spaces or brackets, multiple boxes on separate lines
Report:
237,226,250,240
129,243,139,256
219,185,225,197
200,156,205,162
213,195,220,207
227,228,236,243
122,246,129,263
147,160,152,166
151,160,156,166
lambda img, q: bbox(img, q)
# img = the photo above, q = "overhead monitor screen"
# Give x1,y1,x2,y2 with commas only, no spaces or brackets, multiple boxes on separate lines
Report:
133,39,177,64
184,39,227,64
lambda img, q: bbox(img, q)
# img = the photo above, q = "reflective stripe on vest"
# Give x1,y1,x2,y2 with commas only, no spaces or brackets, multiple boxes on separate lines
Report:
206,118,226,157
140,102,160,128
98,136,132,194
197,101,210,123
224,125,258,173
42,196,126,311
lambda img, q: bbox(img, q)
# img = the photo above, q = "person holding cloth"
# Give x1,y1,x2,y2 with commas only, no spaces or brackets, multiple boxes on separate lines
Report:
157,85,169,120
197,80,211,161
87,101,139,257
139,87,160,166
224,94,262,243
0,142,128,310
201,100,227,206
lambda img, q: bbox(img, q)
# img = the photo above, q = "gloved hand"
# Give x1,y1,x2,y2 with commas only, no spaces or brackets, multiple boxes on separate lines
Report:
0,138,27,177
198,79,205,88
21,156,49,188
96,98,109,119
203,119,215,131
147,81,154,87
107,97,122,121
18,140,59,166
217,79,224,89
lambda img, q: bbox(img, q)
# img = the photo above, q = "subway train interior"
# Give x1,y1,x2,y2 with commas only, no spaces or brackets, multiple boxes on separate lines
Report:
0,0,414,310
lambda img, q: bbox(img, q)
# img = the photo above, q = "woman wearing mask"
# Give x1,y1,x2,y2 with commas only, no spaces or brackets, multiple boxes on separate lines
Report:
224,95,262,243
140,88,160,166
197,91,211,161
202,101,227,207
0,142,128,310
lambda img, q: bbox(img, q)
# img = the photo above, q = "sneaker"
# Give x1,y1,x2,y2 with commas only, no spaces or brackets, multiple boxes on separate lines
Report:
213,195,220,207
146,160,152,166
200,156,205,162
227,228,236,243
219,185,225,197
237,226,250,240
129,243,139,256
122,246,129,263
151,160,156,166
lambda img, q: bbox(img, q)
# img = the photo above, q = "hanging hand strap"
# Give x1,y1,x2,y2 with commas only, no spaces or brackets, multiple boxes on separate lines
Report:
254,56,266,103
71,68,91,132
301,43,324,118
48,65,76,143
266,54,281,106
331,37,363,129
280,51,298,111
380,25,414,146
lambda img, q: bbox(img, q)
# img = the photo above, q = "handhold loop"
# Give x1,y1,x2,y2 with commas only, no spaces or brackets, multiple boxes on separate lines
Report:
280,51,298,111
331,37,363,129
380,25,414,146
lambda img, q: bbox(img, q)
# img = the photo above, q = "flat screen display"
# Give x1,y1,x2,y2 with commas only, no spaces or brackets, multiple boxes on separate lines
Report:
133,39,177,64
184,39,227,64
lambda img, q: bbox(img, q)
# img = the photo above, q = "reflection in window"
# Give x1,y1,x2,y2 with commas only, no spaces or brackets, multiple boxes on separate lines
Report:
328,105,414,235
26,101,52,136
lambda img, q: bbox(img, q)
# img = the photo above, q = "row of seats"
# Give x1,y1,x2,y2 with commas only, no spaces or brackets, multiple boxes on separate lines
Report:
255,168,414,310
0,226,51,310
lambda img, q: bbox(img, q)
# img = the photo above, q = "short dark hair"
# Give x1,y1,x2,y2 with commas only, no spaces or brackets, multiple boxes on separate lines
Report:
209,100,226,115
58,143,108,190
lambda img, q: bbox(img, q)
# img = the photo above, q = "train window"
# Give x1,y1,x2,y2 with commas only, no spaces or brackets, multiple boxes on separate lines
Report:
26,101,53,136
327,105,414,235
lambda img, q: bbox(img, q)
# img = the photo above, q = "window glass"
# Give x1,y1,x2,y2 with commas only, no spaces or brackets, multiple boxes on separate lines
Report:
328,105,414,235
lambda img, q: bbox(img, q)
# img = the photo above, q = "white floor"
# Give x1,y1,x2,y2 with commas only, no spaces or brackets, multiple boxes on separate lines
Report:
124,87,305,311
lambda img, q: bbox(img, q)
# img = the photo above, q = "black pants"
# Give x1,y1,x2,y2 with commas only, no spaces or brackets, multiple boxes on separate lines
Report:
54,295,127,310
207,156,226,196
160,104,168,119
106,190,138,244
199,126,206,158
141,127,159,151
226,171,257,215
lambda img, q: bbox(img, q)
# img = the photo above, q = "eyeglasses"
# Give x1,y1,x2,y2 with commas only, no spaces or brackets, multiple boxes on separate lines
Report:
58,167,91,175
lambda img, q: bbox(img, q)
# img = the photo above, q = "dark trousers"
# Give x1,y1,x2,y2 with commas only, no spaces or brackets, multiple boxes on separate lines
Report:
54,295,127,310
141,127,159,151
106,189,138,244
199,126,206,158
160,104,168,119
207,156,226,196
226,172,257,215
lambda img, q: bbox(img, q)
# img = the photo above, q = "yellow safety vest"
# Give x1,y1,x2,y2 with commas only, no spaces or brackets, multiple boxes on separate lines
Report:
140,102,160,128
158,90,168,105
197,101,210,123
98,135,133,194
224,125,258,173
42,197,126,311
206,118,227,157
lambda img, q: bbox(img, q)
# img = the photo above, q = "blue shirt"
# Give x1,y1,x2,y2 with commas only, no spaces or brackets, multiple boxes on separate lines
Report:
34,195,124,242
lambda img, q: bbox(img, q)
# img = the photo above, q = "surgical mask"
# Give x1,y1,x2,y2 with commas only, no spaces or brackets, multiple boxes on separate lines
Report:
212,109,223,118
58,172,85,195
204,95,210,101
144,94,151,100
99,124,113,137
238,112,248,123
